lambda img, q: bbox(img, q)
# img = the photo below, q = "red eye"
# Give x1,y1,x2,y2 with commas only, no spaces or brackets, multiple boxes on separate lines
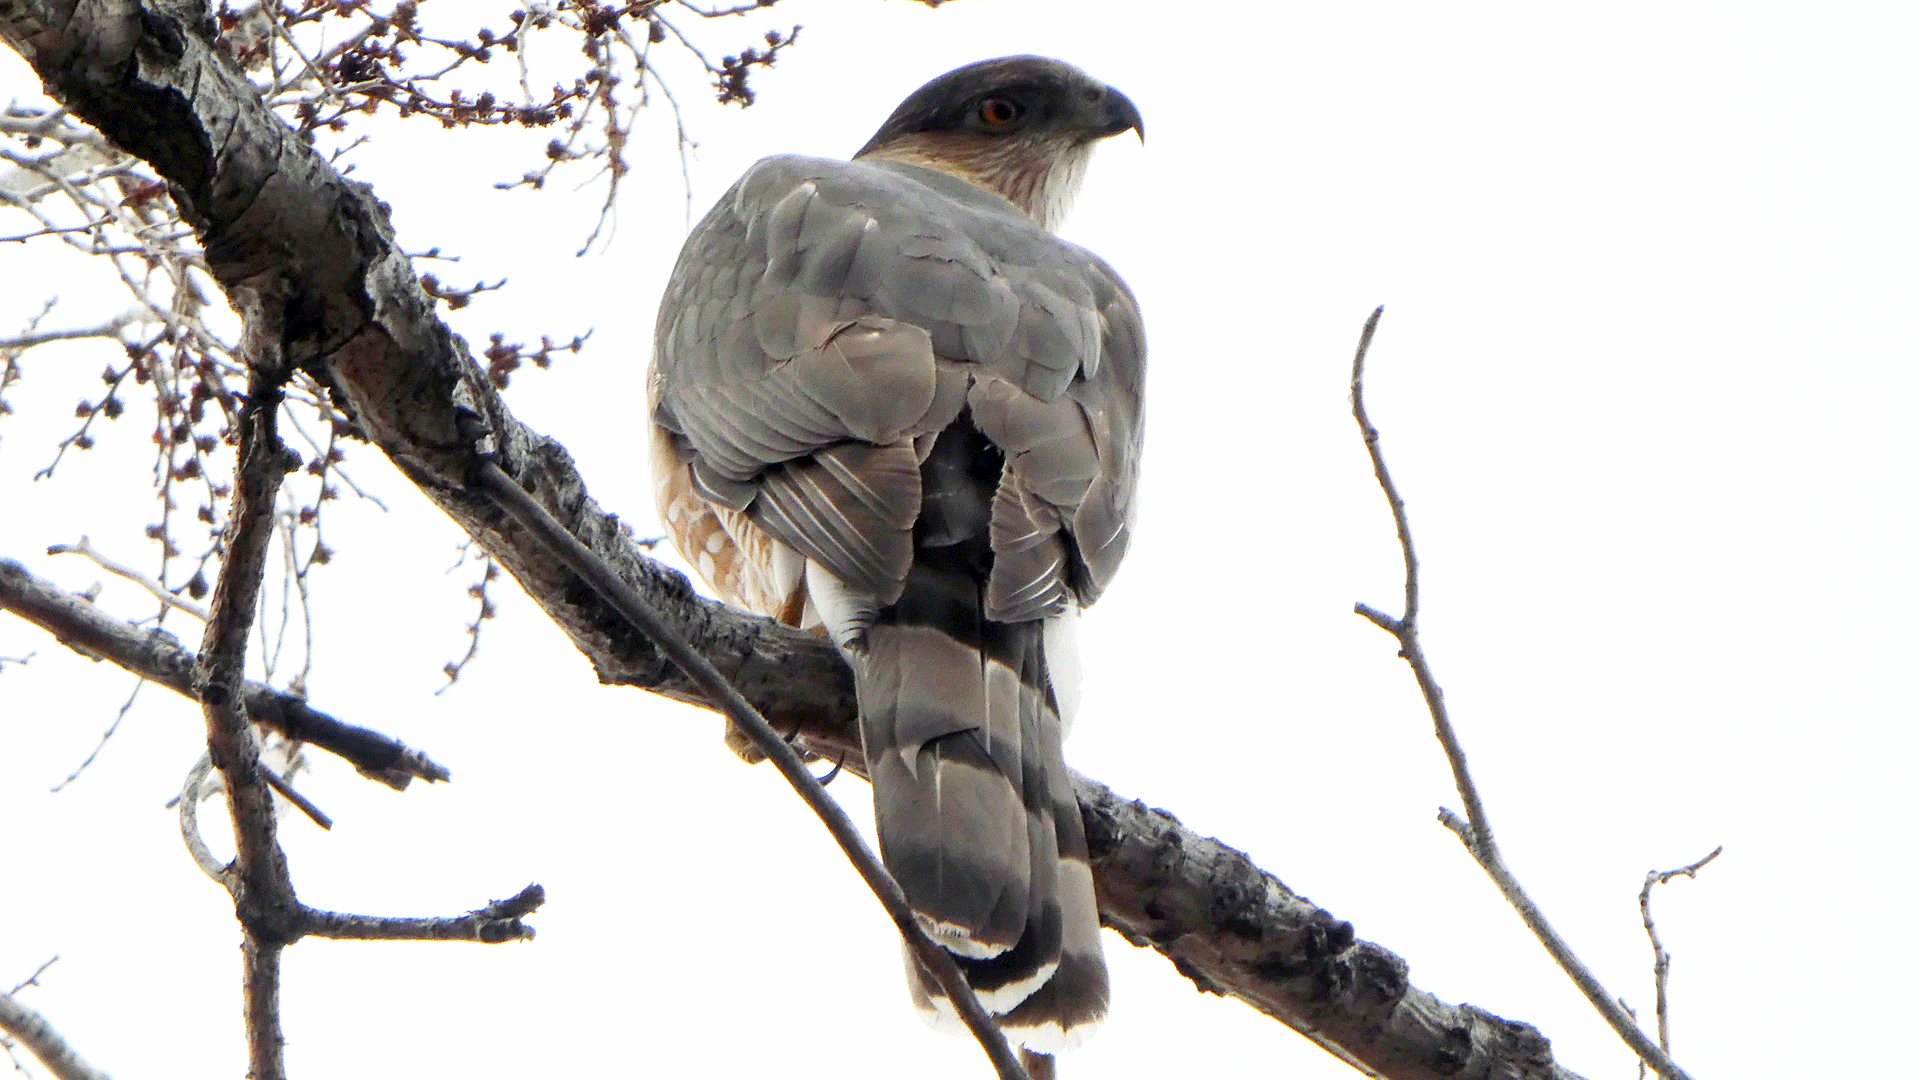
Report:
977,97,1023,127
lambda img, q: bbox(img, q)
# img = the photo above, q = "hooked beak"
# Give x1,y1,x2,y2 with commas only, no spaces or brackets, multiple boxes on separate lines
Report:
1092,84,1145,143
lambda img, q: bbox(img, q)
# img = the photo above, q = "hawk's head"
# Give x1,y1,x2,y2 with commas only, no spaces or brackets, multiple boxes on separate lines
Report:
854,56,1143,233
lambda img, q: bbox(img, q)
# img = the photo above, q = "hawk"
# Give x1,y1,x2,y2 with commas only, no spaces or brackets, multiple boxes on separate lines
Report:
649,56,1145,1052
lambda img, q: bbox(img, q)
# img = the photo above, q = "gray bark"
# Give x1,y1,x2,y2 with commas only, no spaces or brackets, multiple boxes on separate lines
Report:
0,989,113,1080
0,2,1585,1077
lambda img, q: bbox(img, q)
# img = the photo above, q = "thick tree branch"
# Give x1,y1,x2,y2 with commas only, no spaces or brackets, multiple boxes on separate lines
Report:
2,4,1590,1077
1348,307,1692,1080
195,356,303,1079
0,558,450,789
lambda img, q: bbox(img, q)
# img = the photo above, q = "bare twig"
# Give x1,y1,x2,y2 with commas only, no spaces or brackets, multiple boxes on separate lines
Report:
0,558,450,788
305,884,542,943
436,552,498,691
48,675,143,792
1349,306,1695,1080
473,461,1030,1080
178,753,519,941
4,961,56,999
177,753,232,882
279,399,388,510
1640,846,1721,1056
46,535,209,620
0,317,139,351
260,767,333,831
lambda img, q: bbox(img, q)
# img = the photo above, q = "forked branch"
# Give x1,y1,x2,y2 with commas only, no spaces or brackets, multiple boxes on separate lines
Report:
1639,846,1721,1064
180,365,546,1078
1349,306,1696,1080
0,558,449,789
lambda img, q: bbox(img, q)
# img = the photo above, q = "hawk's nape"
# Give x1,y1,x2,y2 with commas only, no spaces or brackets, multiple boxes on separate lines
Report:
648,55,1144,1054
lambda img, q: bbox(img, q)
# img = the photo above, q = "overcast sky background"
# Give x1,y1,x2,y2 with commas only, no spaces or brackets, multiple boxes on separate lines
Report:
2,2,1915,1077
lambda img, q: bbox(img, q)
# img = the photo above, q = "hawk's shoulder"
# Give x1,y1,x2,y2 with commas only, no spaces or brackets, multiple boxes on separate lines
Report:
659,153,1141,401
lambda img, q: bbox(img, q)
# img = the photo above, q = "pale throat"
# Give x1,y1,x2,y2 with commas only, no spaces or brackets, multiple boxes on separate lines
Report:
860,135,1096,234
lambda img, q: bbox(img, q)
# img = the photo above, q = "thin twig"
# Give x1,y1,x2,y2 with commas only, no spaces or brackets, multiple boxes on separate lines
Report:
0,319,135,352
0,558,450,788
48,676,144,792
4,961,56,1000
1640,846,1721,1056
173,753,539,944
474,461,1030,1080
280,406,388,509
513,6,542,105
262,499,298,682
436,552,497,692
177,753,231,883
1348,307,1696,1080
261,768,333,831
47,535,209,620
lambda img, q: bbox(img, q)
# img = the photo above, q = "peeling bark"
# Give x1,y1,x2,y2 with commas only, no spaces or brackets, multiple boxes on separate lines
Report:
0,3,1587,1077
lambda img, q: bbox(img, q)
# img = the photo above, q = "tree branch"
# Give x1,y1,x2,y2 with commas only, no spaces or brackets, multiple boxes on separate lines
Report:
0,990,111,1080
0,558,450,790
195,354,303,1079
173,746,547,946
2,4,1593,1076
8,542,1590,1080
1639,846,1721,1061
1349,306,1693,1080
305,884,544,943
46,534,210,621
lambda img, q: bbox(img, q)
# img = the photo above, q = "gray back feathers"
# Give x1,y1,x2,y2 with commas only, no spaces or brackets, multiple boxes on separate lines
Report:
654,156,1144,614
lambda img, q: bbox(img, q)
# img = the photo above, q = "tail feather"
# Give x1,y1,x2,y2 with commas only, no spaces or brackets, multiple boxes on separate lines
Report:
995,708,1108,1052
863,608,1032,956
841,414,1106,1050
856,570,1104,1047
928,653,1065,1011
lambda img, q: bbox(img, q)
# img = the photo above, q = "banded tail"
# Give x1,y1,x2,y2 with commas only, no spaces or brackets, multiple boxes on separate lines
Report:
819,422,1108,1052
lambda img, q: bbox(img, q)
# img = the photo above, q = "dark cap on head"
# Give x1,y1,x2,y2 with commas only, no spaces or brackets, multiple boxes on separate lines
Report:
856,55,1143,158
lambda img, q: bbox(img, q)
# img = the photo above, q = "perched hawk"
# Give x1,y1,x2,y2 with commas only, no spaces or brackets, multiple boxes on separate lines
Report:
649,56,1145,1052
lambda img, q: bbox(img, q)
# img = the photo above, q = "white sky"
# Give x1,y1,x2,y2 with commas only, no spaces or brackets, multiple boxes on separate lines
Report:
2,2,1915,1078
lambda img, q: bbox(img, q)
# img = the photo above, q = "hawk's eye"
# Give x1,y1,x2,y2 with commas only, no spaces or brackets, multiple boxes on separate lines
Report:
976,97,1024,128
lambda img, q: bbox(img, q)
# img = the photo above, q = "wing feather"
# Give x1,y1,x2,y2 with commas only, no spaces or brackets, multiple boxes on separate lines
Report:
653,154,1142,607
